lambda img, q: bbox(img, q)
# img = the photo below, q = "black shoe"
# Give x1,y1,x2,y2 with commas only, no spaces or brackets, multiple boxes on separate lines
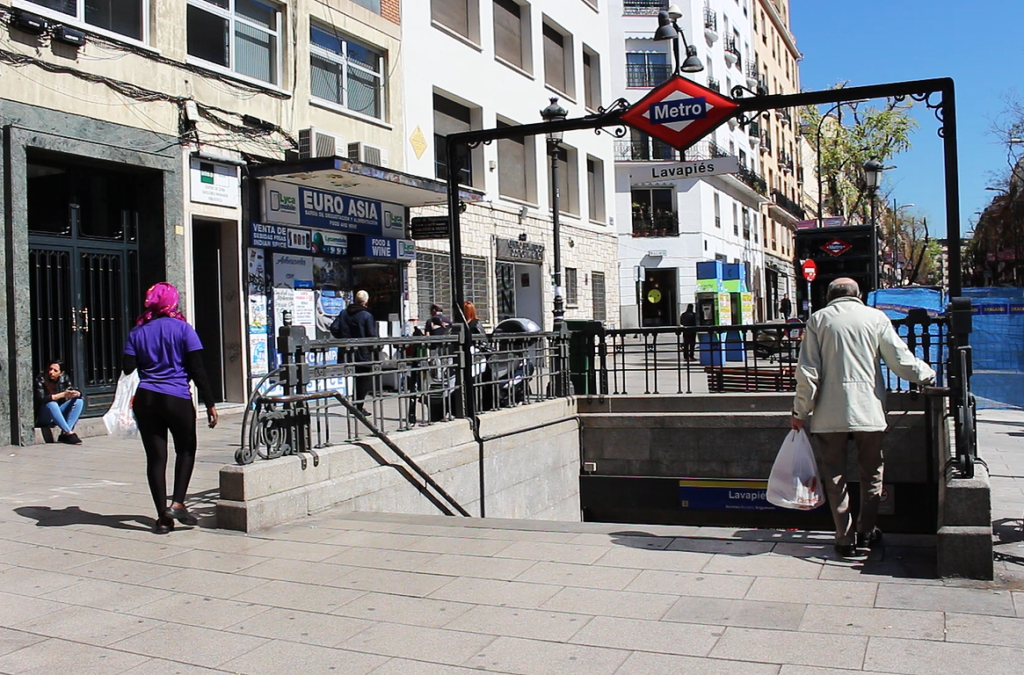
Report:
165,505,198,526
857,527,883,549
152,516,175,535
58,432,82,445
833,543,858,558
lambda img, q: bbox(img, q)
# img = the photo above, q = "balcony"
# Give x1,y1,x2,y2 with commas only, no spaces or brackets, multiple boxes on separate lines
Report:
623,0,667,16
626,63,673,88
745,63,760,89
615,139,679,162
723,35,741,69
632,209,679,238
703,7,719,42
759,132,772,154
707,77,720,93
737,166,768,196
772,189,806,220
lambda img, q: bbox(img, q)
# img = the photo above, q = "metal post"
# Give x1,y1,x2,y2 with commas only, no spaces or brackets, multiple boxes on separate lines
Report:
941,82,963,297
870,192,879,292
549,141,564,327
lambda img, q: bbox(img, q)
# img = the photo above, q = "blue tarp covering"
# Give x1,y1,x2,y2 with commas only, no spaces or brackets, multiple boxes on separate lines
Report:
868,287,1024,410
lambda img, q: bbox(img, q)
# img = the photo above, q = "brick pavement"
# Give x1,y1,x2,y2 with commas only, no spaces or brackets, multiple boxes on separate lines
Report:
0,408,1020,674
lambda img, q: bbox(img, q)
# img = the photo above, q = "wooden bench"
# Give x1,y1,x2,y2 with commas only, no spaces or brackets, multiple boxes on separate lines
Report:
705,366,796,392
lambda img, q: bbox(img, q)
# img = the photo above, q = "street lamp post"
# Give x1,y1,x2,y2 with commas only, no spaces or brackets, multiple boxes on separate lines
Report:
863,159,884,292
653,5,703,75
541,97,568,327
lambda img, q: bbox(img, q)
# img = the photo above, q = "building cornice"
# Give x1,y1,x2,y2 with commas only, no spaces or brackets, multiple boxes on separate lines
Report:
758,0,802,60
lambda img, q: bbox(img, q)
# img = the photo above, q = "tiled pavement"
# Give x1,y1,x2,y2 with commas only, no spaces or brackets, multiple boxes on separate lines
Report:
0,408,1021,674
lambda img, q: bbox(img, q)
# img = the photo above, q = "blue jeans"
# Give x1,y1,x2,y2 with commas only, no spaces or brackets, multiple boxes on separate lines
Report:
38,399,84,433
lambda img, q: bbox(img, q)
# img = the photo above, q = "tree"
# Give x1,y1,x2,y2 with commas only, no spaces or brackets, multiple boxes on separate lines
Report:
802,86,918,224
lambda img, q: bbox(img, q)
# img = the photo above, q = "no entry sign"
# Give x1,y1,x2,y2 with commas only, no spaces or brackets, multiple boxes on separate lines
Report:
802,259,818,282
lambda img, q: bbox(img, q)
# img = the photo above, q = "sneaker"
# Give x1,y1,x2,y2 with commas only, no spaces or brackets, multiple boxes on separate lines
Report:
833,543,859,558
58,432,82,445
857,527,883,549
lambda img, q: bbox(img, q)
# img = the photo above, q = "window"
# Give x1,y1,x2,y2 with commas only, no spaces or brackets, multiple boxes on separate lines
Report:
29,0,144,40
432,0,475,40
742,208,751,240
493,0,525,69
565,268,578,307
714,192,721,228
591,271,606,321
549,144,579,215
351,0,380,12
583,47,601,109
626,52,669,87
311,25,385,119
416,251,489,324
188,0,281,85
434,94,474,186
631,188,676,237
543,21,573,96
732,203,738,236
497,120,531,202
587,156,605,223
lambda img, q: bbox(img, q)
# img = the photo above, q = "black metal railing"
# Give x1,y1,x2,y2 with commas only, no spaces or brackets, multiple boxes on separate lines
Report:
703,7,717,31
570,316,949,397
738,165,768,195
772,188,806,219
626,63,673,88
614,138,678,162
724,35,741,70
238,321,569,463
624,0,667,15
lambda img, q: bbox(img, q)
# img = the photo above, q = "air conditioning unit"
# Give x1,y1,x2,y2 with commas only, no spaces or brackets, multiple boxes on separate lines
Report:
298,128,340,159
348,141,389,167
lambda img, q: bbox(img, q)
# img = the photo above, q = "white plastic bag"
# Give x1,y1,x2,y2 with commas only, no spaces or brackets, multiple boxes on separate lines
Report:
766,429,825,510
103,371,139,438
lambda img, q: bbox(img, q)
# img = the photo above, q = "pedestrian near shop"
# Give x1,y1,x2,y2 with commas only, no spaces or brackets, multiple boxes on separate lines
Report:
123,282,218,535
791,278,934,557
780,294,792,319
334,290,378,414
679,303,697,360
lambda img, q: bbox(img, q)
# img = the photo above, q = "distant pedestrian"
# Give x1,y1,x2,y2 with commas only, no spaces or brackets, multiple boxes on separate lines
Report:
791,278,934,558
463,301,485,335
34,360,84,444
780,294,792,319
124,282,217,535
334,290,378,414
679,304,697,360
426,303,451,336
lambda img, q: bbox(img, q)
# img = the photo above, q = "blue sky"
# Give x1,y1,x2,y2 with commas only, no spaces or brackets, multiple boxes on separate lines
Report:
791,0,1024,239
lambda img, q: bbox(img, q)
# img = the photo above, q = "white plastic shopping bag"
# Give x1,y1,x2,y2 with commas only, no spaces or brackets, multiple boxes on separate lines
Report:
766,429,825,510
103,371,139,438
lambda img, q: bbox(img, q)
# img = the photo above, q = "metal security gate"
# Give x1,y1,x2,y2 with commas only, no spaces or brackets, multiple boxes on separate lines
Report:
29,244,139,415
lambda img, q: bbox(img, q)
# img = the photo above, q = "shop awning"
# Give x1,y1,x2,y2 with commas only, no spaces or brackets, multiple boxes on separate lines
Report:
248,157,481,208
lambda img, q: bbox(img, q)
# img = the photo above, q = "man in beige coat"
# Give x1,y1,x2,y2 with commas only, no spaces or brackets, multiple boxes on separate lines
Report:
791,278,935,557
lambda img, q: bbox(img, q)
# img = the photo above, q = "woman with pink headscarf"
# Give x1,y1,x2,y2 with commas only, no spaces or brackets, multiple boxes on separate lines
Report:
123,282,218,534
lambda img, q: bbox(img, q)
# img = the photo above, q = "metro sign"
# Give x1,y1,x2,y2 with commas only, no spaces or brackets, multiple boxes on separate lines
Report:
620,75,740,151
821,238,853,257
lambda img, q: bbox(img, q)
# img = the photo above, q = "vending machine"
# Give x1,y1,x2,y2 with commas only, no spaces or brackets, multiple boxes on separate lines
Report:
694,261,732,366
721,263,751,362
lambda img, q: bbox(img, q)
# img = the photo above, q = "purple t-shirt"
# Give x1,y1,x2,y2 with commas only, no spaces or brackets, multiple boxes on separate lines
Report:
124,317,203,400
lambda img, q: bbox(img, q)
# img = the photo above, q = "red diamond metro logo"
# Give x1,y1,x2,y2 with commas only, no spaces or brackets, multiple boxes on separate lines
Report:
822,239,853,257
620,75,739,152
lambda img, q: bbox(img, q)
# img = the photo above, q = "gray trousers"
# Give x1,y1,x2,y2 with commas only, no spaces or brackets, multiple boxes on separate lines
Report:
814,432,885,546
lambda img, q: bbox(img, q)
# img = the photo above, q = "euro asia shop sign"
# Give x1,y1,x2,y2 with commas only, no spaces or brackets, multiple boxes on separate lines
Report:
261,179,405,238
631,156,739,186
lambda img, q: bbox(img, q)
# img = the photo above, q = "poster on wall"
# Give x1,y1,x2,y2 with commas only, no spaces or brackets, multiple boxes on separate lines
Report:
247,249,267,295
293,289,316,332
248,295,268,335
273,253,314,289
250,334,269,376
273,287,294,335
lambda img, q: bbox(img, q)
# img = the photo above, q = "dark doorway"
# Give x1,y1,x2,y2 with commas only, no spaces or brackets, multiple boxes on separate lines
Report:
191,220,225,403
641,268,677,327
27,154,156,415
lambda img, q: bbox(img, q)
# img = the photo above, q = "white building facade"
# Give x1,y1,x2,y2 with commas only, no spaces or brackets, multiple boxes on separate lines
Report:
402,0,620,331
610,0,768,327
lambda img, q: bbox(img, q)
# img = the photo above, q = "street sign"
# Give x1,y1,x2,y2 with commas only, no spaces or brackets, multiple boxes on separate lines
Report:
410,215,450,240
821,238,852,257
802,259,817,282
620,75,739,151
630,156,740,186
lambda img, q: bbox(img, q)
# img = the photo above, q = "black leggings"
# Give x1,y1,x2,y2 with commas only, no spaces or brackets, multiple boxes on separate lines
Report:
133,387,197,517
